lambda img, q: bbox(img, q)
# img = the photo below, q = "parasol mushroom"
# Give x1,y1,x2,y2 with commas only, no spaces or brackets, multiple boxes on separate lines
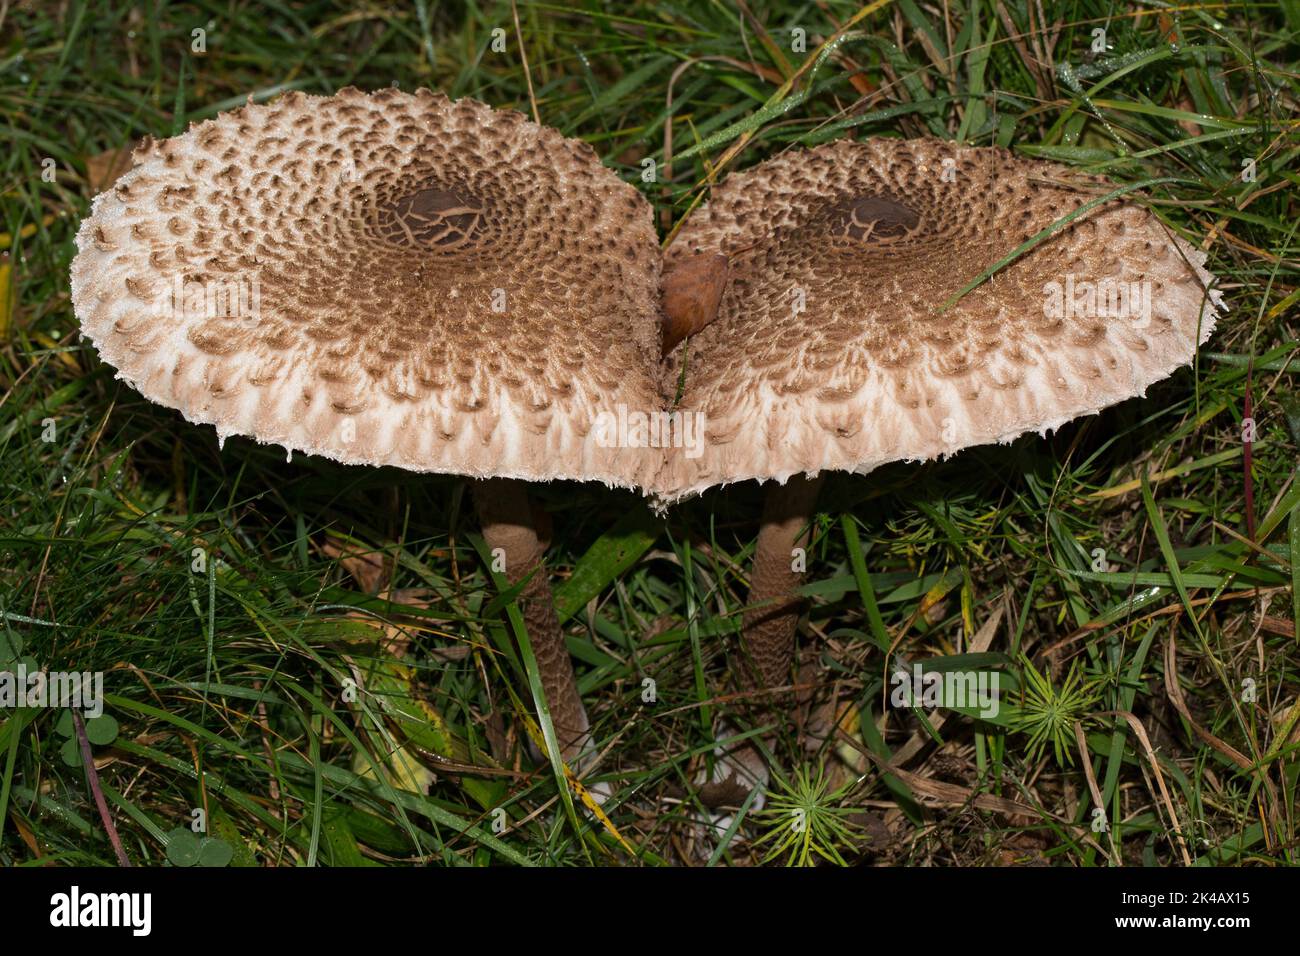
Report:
70,87,664,767
659,137,1223,781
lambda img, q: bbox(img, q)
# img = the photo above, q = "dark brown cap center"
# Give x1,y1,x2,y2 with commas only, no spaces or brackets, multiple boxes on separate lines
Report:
824,195,919,242
375,185,484,249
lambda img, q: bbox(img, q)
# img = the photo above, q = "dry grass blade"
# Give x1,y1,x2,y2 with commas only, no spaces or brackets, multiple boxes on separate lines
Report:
1102,707,1191,866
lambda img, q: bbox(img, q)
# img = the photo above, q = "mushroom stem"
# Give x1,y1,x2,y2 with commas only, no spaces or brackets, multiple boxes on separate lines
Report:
694,475,824,812
740,473,825,695
473,478,590,761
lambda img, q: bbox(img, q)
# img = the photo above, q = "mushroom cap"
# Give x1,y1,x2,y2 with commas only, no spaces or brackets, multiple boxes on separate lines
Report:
656,138,1222,502
72,88,663,488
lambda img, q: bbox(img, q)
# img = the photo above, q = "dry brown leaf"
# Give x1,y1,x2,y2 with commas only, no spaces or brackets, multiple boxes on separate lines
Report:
320,537,391,595
660,251,729,355
835,726,1046,823
85,143,139,193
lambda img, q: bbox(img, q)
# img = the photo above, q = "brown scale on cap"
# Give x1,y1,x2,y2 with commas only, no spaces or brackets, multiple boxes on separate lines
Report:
657,137,1223,502
71,87,663,489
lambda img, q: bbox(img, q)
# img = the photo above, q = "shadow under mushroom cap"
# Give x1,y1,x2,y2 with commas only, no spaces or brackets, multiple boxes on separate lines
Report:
71,87,663,489
656,137,1224,504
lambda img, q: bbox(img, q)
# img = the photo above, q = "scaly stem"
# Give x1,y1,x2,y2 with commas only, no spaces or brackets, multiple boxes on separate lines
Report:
694,475,824,811
473,478,590,762
740,473,825,696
